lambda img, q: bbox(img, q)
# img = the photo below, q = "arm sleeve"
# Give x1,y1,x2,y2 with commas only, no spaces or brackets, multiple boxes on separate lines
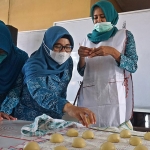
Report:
0,73,23,114
77,63,86,77
26,76,69,115
119,30,138,73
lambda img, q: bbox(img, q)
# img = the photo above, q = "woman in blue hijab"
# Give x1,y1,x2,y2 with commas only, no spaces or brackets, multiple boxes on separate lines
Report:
0,20,28,120
77,0,138,128
10,26,95,127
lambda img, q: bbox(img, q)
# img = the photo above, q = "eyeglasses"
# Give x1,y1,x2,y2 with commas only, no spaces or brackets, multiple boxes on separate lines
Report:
53,44,72,53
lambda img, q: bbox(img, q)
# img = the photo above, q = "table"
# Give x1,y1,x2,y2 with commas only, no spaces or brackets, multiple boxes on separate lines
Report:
1,119,150,150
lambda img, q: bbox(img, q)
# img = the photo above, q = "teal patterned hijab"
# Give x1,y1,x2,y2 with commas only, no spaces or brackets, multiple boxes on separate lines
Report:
87,0,119,43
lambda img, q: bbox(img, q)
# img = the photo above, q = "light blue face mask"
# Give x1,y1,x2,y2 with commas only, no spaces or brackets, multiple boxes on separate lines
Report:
94,22,113,33
0,53,7,63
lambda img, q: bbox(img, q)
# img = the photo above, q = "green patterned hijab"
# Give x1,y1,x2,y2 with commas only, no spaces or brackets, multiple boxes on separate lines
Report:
87,0,119,43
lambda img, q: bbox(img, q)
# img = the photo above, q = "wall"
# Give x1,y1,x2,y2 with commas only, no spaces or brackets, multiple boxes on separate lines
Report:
0,0,9,24
0,0,122,31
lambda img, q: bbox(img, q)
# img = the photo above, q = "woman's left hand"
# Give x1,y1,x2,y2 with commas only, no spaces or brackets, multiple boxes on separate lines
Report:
63,103,96,127
89,46,121,62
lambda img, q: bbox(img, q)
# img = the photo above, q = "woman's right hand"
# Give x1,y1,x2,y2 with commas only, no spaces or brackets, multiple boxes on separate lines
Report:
78,46,92,58
63,103,96,127
0,112,17,121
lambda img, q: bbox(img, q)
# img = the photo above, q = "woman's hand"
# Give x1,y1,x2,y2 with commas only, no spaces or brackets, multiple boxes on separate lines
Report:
89,46,121,62
63,103,96,127
0,112,17,121
78,46,92,58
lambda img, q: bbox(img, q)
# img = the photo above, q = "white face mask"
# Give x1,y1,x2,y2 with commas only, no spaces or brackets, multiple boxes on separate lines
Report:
43,41,70,65
50,51,70,65
94,22,113,33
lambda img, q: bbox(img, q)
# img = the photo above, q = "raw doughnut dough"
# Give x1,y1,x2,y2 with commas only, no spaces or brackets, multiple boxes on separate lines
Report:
129,136,142,146
134,144,148,150
144,132,150,140
82,130,94,139
23,141,40,150
120,129,131,138
100,142,116,150
72,137,86,148
66,128,78,137
107,134,120,143
50,133,64,143
54,146,68,150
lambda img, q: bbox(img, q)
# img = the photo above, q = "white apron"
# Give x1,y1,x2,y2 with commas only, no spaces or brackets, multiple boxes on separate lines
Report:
78,29,133,127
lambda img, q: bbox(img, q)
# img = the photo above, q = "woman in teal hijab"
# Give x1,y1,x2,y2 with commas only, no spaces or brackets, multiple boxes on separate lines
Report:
77,0,138,128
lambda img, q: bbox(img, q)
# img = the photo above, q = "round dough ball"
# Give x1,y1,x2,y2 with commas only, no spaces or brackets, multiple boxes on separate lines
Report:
100,142,116,150
120,129,131,138
50,133,64,143
107,134,120,143
72,137,86,148
66,128,78,137
144,132,150,141
82,130,94,139
23,141,40,150
54,146,68,150
134,144,148,150
129,136,142,146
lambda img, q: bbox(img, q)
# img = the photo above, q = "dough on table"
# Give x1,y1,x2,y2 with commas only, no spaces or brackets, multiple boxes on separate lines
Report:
82,130,94,139
72,137,86,148
100,142,116,150
107,134,120,143
129,136,142,146
23,141,40,150
54,146,68,150
66,128,78,137
120,129,131,138
50,133,64,143
134,144,148,150
144,132,150,141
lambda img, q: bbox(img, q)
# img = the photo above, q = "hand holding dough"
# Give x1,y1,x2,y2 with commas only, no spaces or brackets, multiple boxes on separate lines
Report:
54,146,68,150
66,128,78,137
120,129,131,138
50,133,64,143
129,136,142,146
72,137,86,148
107,134,120,143
144,132,150,141
100,142,116,150
23,141,40,150
82,130,94,139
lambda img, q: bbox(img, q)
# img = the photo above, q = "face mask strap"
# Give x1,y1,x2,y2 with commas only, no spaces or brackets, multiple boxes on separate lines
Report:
42,41,51,57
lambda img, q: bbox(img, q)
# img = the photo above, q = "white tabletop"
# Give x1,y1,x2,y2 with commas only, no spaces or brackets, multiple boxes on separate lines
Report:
0,120,33,148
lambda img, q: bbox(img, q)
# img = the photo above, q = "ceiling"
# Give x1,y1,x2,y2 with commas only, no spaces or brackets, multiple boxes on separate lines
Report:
116,0,150,12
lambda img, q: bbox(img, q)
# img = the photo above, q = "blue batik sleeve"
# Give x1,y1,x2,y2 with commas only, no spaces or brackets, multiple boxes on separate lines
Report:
0,73,23,114
119,30,138,73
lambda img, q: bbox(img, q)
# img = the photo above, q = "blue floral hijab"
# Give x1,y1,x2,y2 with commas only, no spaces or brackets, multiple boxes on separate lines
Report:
0,20,28,95
23,26,74,83
87,0,119,43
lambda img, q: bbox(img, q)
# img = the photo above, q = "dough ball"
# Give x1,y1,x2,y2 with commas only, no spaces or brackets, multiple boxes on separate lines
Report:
66,128,78,137
144,132,150,141
107,134,120,143
50,133,64,143
129,136,142,146
134,144,148,150
23,141,40,150
82,130,94,139
72,137,86,148
54,146,68,150
120,129,131,138
100,142,116,150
